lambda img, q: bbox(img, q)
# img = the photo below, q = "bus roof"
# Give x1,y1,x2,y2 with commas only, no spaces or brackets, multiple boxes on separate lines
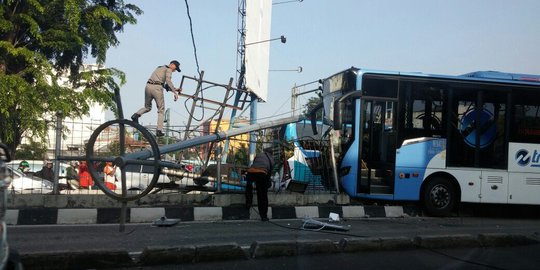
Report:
460,71,540,83
349,67,540,86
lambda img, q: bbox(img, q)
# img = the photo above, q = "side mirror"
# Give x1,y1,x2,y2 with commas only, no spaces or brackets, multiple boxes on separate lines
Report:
308,102,324,135
332,90,362,131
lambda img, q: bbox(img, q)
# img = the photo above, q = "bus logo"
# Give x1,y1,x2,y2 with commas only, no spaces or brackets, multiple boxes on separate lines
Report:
515,149,540,167
459,108,496,148
515,149,530,166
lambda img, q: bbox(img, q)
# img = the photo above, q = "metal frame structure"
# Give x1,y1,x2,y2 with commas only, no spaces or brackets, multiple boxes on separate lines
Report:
176,72,250,168
57,84,304,231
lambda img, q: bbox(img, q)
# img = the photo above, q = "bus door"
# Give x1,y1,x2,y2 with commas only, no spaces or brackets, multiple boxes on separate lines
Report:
358,99,397,194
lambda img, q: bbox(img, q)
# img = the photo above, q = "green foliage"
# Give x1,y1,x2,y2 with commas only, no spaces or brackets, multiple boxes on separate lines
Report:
14,140,48,160
228,144,249,166
102,141,121,157
0,0,141,155
303,96,323,119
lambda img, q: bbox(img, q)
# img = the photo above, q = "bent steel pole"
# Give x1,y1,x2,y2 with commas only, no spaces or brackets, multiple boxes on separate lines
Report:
125,115,305,161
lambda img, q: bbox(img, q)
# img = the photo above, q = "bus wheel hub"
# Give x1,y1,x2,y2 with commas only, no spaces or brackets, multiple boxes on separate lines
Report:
431,184,449,208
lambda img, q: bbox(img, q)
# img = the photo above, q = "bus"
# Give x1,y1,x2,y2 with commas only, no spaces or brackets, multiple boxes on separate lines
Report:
322,67,540,216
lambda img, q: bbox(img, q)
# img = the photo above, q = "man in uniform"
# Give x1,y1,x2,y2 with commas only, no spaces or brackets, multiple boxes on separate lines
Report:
131,60,182,137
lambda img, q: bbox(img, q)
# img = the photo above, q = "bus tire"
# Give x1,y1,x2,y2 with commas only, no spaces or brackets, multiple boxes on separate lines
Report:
422,177,457,217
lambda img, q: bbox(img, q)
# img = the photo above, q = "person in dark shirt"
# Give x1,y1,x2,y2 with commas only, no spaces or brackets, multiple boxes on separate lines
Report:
245,148,274,221
35,160,54,181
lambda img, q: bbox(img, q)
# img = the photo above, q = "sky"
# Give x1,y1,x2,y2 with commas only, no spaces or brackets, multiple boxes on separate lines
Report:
104,0,540,128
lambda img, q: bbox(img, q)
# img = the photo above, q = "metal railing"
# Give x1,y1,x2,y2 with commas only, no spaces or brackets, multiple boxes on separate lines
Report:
12,117,339,196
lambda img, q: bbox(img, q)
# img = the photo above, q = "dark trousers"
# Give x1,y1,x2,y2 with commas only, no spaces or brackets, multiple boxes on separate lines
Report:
245,172,270,219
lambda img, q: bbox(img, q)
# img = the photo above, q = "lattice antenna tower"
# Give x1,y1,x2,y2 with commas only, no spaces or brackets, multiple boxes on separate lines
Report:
236,0,247,90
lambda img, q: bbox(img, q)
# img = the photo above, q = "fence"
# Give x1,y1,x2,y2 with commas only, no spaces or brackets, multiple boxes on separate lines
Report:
7,116,339,197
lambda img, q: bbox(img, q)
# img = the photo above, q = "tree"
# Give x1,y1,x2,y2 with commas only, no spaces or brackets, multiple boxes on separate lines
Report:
303,95,323,120
227,143,248,166
0,0,142,155
14,140,47,160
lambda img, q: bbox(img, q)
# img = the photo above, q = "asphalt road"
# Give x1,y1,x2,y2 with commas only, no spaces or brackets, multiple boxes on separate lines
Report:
8,216,540,254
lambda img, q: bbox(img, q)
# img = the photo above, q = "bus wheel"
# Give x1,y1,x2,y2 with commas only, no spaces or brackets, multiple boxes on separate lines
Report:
423,177,457,217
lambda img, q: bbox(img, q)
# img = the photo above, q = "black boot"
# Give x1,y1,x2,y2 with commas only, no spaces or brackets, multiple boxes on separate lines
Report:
156,130,165,137
131,113,140,124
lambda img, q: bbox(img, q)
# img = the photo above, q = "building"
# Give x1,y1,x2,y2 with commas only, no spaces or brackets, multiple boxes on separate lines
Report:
201,118,250,162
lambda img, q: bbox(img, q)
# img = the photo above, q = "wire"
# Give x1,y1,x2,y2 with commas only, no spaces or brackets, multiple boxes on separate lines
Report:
184,0,201,77
251,107,305,123
249,206,507,269
183,0,207,124
250,206,367,237
269,96,291,117
306,214,512,269
182,84,236,125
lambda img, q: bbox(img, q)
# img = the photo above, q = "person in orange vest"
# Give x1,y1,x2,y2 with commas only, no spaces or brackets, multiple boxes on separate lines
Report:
103,162,117,190
78,160,93,189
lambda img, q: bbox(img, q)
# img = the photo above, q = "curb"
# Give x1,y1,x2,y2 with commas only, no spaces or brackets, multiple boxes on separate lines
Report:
140,243,247,265
19,233,539,269
6,205,418,225
20,249,133,270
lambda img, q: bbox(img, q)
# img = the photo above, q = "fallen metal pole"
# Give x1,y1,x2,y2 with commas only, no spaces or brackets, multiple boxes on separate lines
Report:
126,115,305,161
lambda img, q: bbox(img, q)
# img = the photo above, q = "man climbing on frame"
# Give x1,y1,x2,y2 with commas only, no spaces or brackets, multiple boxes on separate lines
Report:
131,60,182,137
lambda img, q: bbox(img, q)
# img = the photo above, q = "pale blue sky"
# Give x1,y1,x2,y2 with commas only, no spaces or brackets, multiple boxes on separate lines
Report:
105,0,540,127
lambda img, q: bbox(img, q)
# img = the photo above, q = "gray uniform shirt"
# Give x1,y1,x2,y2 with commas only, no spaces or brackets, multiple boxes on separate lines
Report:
250,152,274,174
148,65,177,91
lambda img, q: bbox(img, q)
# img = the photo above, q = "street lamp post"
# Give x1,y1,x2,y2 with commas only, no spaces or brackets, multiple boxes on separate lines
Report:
246,35,286,163
244,35,286,46
273,0,304,5
226,33,288,164
270,66,303,73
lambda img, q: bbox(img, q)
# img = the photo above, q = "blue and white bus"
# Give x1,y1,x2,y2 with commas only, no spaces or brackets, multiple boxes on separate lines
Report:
323,67,540,216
